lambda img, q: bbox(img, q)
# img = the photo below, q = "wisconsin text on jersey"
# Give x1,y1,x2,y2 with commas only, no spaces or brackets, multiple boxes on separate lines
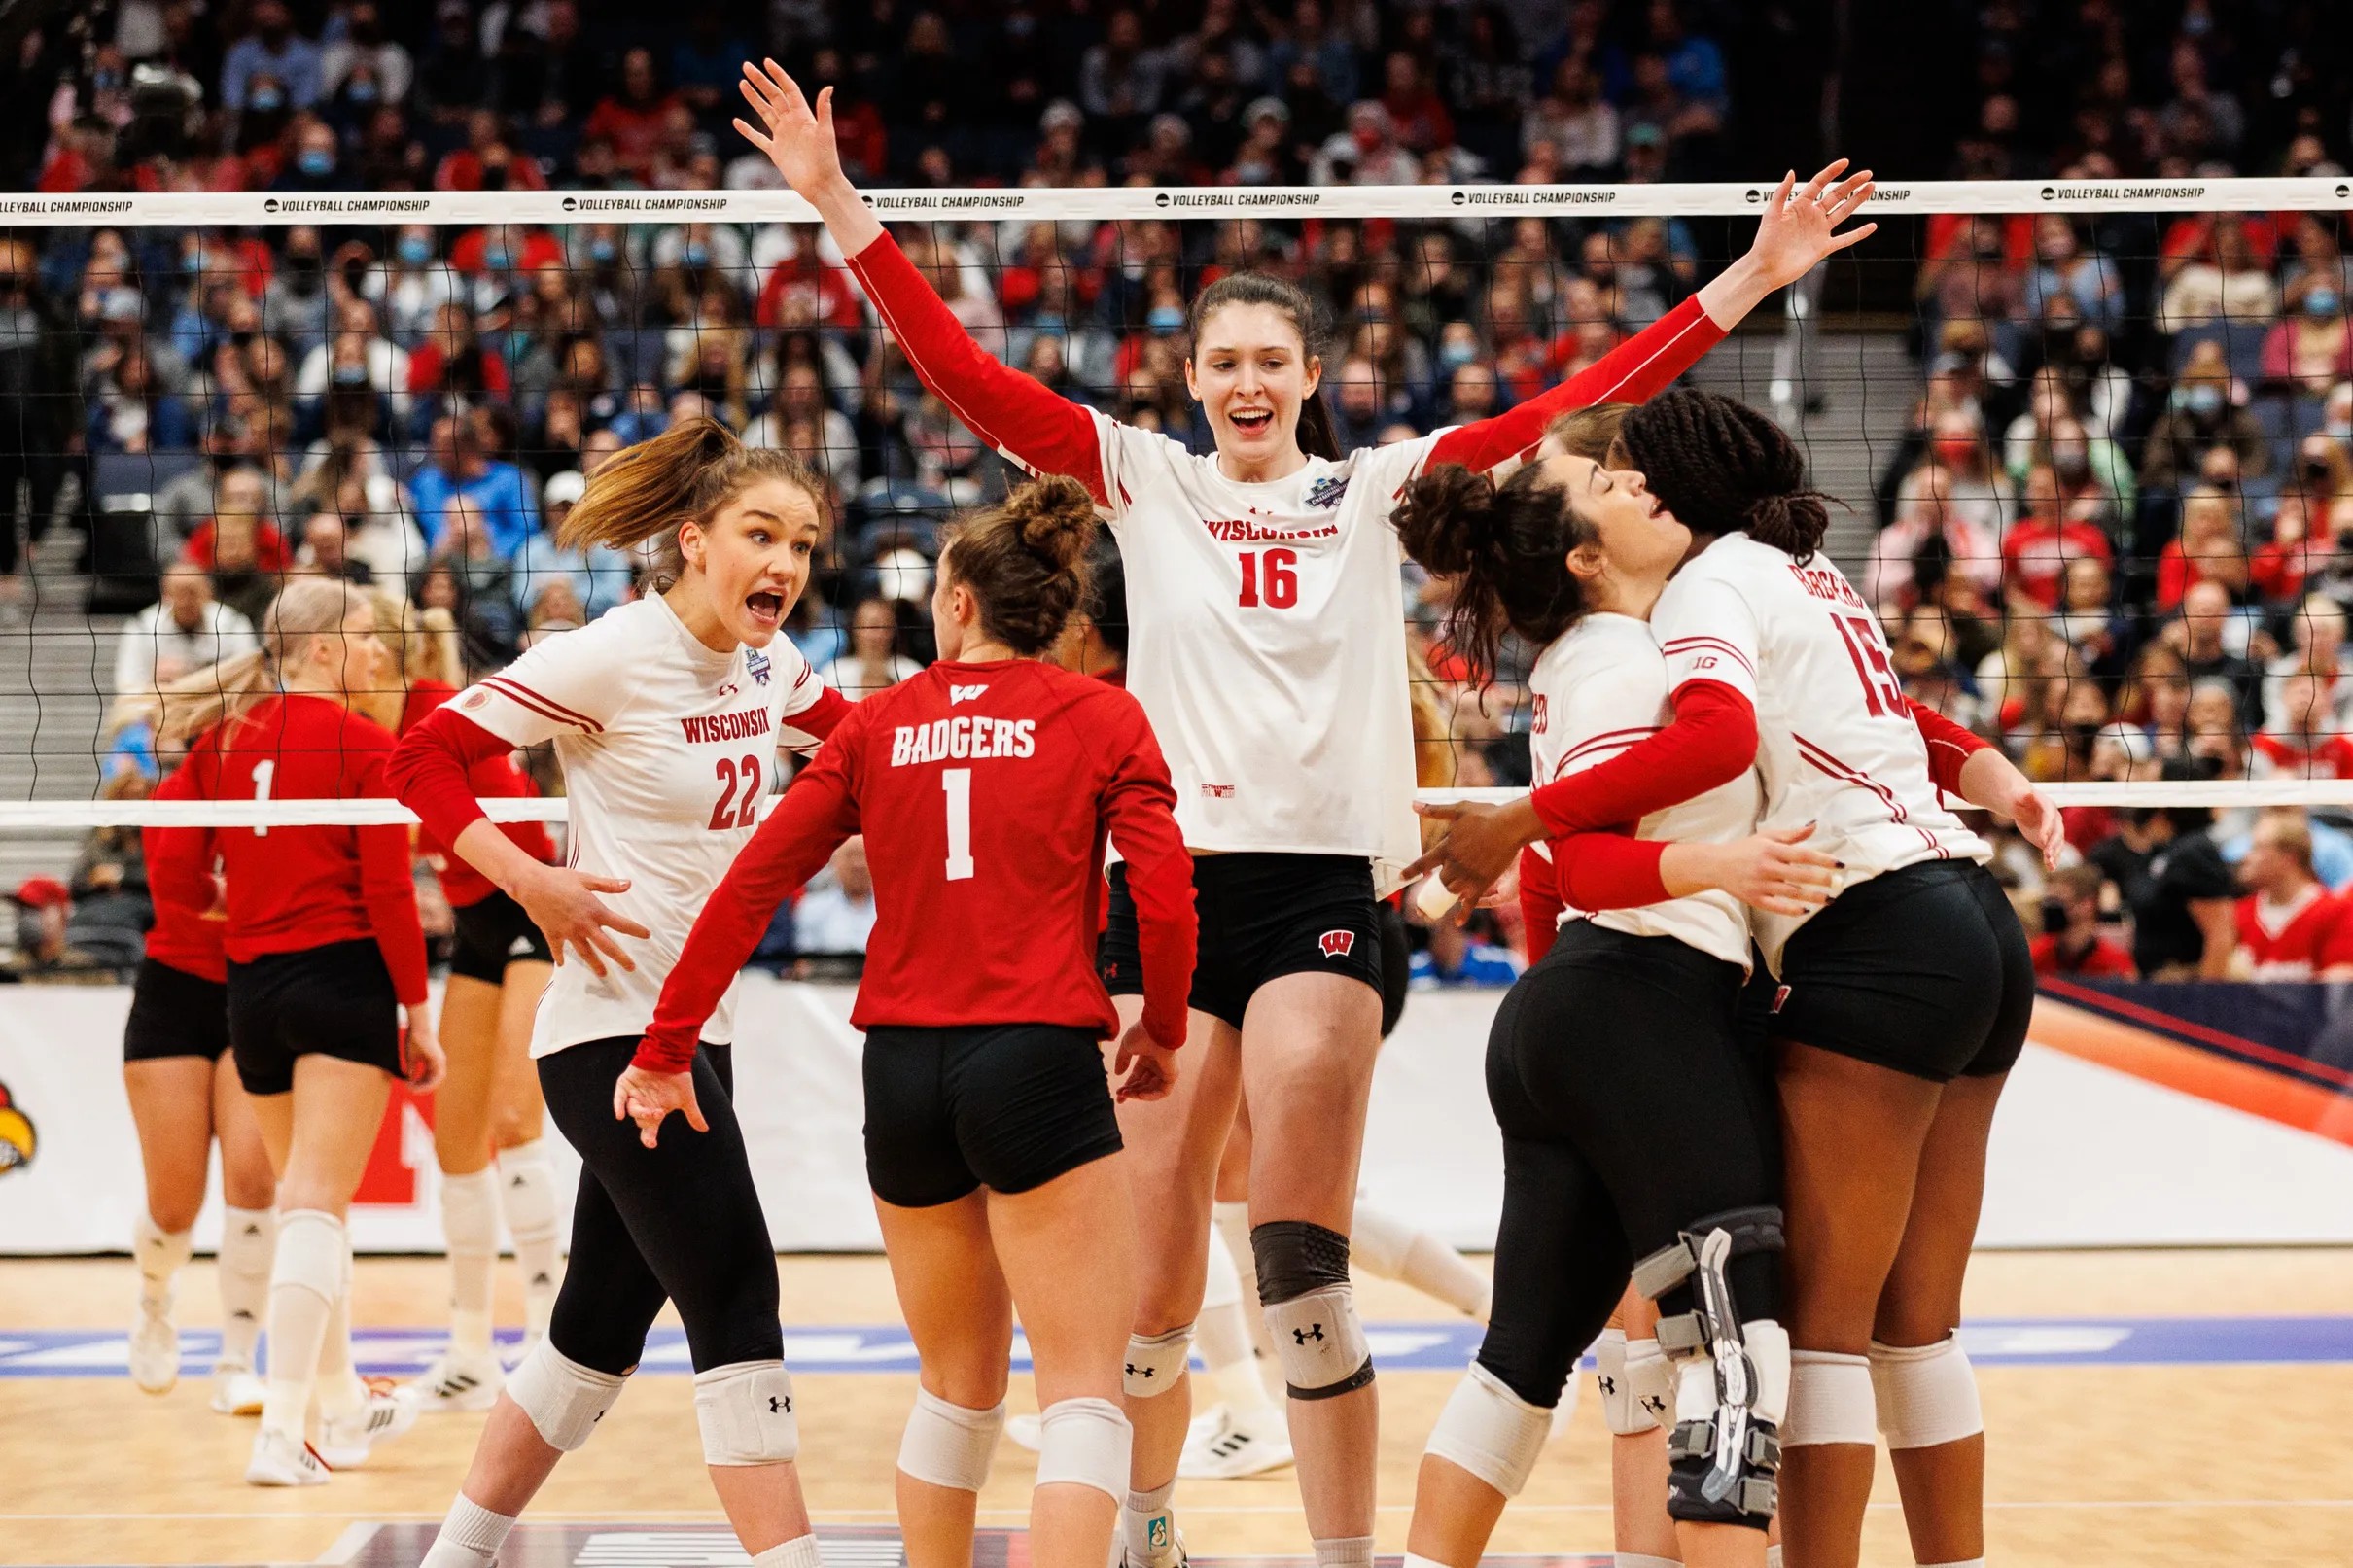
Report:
681,710,776,744
1202,518,1341,541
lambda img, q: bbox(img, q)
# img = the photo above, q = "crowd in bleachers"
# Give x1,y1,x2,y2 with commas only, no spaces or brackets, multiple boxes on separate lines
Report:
3,0,2353,987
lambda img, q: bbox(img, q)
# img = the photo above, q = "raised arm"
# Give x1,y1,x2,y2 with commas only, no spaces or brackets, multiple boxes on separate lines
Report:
636,739,863,1073
735,60,1108,503
1426,161,1879,474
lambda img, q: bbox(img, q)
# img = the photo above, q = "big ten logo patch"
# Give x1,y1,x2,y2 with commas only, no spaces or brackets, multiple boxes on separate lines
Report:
0,1081,34,1175
354,1078,438,1206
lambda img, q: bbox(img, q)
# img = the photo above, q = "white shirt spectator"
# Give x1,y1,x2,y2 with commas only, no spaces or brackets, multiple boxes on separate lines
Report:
794,840,878,956
114,573,260,695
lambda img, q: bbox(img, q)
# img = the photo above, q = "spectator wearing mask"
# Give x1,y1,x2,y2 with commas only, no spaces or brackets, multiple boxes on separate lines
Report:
2140,341,2271,491
2031,864,2136,978
221,0,324,111
509,470,633,623
793,837,879,958
2107,801,2239,981
2171,579,2265,733
184,468,294,626
2262,278,2353,395
2001,460,2113,609
112,563,261,697
408,414,539,559
2230,811,2353,979
320,2,413,105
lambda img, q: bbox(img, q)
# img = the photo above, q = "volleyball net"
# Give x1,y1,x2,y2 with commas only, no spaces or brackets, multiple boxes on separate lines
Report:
3,174,2352,850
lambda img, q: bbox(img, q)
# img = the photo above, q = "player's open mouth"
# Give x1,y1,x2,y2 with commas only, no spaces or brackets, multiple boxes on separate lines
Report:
746,590,784,626
1648,496,1664,518
1230,408,1273,433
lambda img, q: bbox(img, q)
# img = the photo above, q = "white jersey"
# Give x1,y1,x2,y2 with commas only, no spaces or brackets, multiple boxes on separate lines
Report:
1094,413,1436,888
1652,532,1988,971
1528,614,1760,971
451,596,832,1057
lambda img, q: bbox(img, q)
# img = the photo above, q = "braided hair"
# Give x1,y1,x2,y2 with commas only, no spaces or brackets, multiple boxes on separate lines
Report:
1618,389,1832,563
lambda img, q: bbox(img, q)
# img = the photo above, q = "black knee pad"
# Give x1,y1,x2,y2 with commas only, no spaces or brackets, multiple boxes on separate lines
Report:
1252,1220,1374,1400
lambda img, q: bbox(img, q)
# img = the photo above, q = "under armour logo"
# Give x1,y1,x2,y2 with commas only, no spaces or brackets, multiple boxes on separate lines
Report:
1598,1375,1617,1396
1127,1363,1153,1379
950,684,987,705
1293,1324,1325,1343
1640,1393,1668,1415
770,1395,790,1414
533,1272,552,1287
232,1308,255,1321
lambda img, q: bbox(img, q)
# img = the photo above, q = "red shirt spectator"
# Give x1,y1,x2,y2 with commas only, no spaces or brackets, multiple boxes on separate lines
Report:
2001,510,2114,610
2232,811,2353,979
446,226,565,279
583,48,680,181
755,250,867,332
2253,732,2353,780
2030,930,2136,978
185,517,293,576
434,147,548,192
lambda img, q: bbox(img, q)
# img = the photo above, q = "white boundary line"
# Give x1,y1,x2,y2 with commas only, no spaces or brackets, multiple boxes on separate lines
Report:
1,176,2348,227
1,778,2348,829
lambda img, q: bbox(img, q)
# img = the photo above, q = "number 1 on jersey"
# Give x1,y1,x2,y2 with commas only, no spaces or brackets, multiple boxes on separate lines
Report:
1236,547,1298,609
250,759,275,837
941,768,974,881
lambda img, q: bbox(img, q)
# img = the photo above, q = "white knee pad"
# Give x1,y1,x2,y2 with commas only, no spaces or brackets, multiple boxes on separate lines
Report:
1123,1324,1194,1399
1424,1361,1551,1498
1780,1349,1877,1448
1870,1336,1984,1450
1625,1337,1673,1433
497,1139,561,1245
1596,1330,1653,1436
1264,1284,1372,1397
272,1209,345,1304
1034,1396,1132,1500
692,1359,799,1466
506,1341,627,1452
896,1387,1004,1492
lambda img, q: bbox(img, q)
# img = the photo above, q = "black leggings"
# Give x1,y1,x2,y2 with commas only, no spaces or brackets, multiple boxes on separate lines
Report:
1478,923,1784,1409
539,1037,783,1376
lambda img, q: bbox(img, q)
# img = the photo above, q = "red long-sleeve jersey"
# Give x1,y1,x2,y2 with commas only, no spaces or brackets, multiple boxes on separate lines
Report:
399,679,555,908
140,755,227,984
639,659,1197,1072
148,693,430,1006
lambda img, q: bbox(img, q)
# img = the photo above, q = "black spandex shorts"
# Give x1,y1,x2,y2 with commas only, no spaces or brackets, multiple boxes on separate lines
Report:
861,1024,1124,1209
226,939,404,1096
1766,858,2035,1083
123,958,231,1063
447,889,553,983
1101,853,1383,1030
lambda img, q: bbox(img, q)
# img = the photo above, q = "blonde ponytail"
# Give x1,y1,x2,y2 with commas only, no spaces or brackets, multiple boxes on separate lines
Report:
153,578,372,749
560,415,825,593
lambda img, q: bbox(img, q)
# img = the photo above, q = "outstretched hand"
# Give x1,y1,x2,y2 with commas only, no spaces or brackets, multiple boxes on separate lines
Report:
735,58,846,199
1745,159,1878,291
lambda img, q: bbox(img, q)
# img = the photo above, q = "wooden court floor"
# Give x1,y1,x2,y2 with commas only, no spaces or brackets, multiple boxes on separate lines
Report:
2,1249,2347,1567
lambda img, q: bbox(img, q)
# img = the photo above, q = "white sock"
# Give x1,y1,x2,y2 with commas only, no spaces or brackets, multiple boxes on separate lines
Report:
497,1140,563,1339
216,1206,276,1370
751,1536,825,1568
1312,1535,1375,1568
1618,1556,1682,1568
133,1211,193,1309
1351,1200,1492,1322
1123,1480,1177,1563
1917,1560,1985,1568
314,1228,364,1420
418,1494,518,1568
261,1209,341,1439
1194,1244,1276,1417
441,1167,500,1358
1764,1549,1782,1568
1212,1201,1277,1363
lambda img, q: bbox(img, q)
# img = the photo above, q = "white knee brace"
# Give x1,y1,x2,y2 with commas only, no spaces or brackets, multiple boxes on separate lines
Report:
1424,1361,1551,1498
506,1341,628,1452
896,1387,1005,1492
1123,1324,1194,1399
692,1359,799,1466
1781,1349,1877,1448
1597,1329,1671,1436
1035,1396,1132,1500
1263,1284,1372,1397
1870,1336,1984,1449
